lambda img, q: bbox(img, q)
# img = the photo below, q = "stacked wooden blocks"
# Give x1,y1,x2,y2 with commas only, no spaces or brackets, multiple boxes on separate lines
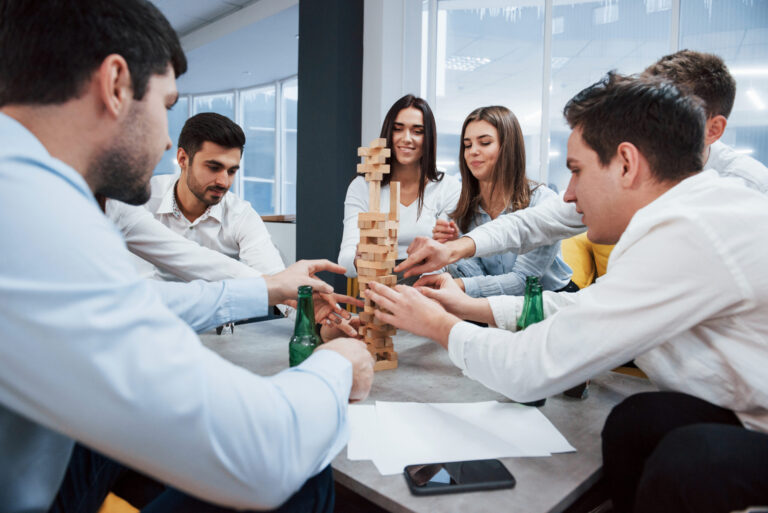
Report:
356,138,400,371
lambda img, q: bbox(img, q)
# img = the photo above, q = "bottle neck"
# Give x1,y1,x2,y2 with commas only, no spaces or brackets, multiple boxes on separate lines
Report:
294,292,317,336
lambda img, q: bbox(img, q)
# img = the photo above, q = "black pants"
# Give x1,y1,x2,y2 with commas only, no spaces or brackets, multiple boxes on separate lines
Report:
49,443,335,513
602,391,768,513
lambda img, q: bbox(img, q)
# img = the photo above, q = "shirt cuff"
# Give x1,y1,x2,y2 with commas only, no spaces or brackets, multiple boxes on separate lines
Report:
466,230,493,258
461,276,481,298
488,295,521,331
223,277,269,320
447,321,484,371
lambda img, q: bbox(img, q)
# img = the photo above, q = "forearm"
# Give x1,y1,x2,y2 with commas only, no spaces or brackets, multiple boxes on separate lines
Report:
151,278,268,332
468,197,583,258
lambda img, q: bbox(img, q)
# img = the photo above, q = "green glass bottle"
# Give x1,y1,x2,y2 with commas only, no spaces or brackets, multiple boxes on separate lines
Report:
517,277,546,407
289,285,322,367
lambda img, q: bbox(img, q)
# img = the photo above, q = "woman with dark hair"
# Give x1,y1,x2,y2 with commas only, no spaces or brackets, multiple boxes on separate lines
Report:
436,105,573,297
338,94,460,278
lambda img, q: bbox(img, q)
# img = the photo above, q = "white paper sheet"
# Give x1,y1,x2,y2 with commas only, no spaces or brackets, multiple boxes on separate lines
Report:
347,404,376,460
348,401,575,475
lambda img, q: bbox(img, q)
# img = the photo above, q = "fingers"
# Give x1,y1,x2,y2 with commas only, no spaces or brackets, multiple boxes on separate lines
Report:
413,274,442,288
363,282,399,313
303,259,348,276
332,293,365,308
303,276,334,294
372,308,397,328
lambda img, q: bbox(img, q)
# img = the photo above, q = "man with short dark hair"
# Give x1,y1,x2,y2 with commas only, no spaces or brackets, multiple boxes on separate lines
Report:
367,74,768,512
400,49,768,278
0,1,373,512
110,112,285,282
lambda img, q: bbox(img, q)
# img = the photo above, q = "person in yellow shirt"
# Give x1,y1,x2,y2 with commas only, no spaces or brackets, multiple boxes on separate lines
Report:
560,233,613,288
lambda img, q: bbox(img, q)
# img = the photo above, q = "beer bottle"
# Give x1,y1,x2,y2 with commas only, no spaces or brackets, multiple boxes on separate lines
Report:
517,276,546,407
289,285,322,367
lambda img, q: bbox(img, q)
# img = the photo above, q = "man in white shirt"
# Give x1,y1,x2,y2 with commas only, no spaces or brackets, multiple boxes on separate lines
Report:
0,2,373,512
133,112,286,281
366,74,768,512
396,50,768,277
107,112,359,338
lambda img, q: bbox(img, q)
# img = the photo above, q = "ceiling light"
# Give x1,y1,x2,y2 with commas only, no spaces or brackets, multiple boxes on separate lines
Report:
730,67,768,77
445,56,491,72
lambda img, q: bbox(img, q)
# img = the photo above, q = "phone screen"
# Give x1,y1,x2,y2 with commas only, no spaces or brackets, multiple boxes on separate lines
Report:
404,459,515,494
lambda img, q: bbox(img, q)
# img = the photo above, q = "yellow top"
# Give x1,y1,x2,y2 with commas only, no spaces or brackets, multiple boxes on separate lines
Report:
561,232,614,289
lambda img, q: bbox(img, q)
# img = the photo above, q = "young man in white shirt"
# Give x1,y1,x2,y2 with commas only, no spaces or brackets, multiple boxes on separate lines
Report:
366,74,768,512
0,1,373,512
401,50,768,278
107,112,359,338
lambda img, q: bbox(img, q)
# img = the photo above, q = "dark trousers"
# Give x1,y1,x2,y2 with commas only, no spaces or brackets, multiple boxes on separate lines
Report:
602,391,768,513
49,443,335,513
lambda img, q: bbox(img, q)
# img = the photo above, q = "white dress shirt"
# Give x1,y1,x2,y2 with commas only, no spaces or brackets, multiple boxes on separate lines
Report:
106,201,261,281
0,113,352,512
448,170,768,433
107,173,285,281
338,174,461,277
467,142,768,258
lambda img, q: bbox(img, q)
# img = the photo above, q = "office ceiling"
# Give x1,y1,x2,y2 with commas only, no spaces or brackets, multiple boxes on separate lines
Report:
152,0,299,94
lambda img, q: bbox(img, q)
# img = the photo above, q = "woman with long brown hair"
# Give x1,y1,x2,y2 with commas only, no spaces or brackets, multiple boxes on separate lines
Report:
338,94,460,278
435,105,573,297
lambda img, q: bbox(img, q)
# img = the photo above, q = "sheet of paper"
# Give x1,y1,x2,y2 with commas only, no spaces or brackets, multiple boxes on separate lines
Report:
347,404,376,460
369,401,574,475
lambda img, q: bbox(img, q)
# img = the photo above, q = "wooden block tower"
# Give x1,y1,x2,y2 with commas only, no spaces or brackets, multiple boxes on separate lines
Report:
356,138,399,371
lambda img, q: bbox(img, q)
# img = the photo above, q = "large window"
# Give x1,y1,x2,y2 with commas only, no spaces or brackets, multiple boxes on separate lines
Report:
421,0,768,192
152,76,298,215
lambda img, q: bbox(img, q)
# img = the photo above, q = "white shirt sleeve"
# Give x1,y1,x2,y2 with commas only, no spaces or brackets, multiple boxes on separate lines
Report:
447,215,743,403
232,203,286,276
4,174,352,509
106,199,261,281
338,177,368,277
468,193,585,257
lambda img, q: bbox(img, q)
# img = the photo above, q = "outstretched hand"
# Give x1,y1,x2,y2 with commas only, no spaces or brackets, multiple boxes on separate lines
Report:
393,236,476,278
363,282,461,348
415,273,494,324
264,259,347,306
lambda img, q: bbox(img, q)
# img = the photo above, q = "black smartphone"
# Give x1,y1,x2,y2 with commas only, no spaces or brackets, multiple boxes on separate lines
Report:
403,459,516,496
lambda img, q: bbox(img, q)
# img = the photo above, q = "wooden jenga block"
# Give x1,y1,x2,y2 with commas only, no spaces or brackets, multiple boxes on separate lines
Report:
364,172,383,182
365,154,387,164
369,181,380,212
358,267,390,277
389,181,400,221
358,213,389,222
370,138,387,148
374,360,398,371
357,163,390,174
358,311,373,323
358,243,390,254
357,259,396,270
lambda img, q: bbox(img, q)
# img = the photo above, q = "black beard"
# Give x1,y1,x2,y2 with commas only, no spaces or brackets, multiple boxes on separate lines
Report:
91,147,153,205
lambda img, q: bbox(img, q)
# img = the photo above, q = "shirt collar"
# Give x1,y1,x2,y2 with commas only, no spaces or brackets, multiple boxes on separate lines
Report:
0,112,95,203
157,175,224,224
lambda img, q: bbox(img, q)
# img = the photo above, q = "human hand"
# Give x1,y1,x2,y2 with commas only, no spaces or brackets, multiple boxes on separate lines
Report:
321,315,361,341
393,236,476,278
413,273,494,324
432,219,459,243
263,260,346,306
315,338,374,402
364,282,460,348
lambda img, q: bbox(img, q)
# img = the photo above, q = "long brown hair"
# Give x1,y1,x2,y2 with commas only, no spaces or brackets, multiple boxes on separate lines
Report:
378,94,442,216
451,106,536,233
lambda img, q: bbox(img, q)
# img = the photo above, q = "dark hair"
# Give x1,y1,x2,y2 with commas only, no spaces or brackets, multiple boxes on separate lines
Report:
451,106,538,234
564,72,706,183
178,113,246,162
643,50,736,119
0,0,187,107
378,94,442,216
